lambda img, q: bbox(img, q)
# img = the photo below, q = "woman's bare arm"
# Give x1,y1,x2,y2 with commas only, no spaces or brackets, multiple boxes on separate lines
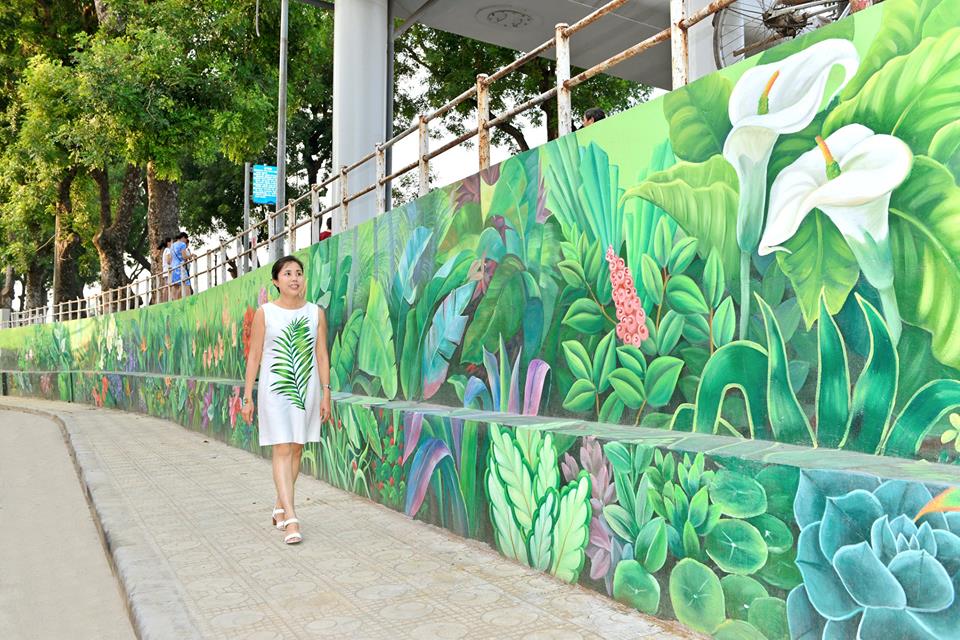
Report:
241,308,266,422
316,305,332,422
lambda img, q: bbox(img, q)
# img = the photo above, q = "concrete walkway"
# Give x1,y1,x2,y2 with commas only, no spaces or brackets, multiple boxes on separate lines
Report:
0,408,135,640
0,399,697,640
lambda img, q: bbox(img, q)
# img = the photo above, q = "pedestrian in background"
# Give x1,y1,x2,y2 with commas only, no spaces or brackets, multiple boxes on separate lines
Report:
582,107,606,128
170,232,193,299
240,255,332,545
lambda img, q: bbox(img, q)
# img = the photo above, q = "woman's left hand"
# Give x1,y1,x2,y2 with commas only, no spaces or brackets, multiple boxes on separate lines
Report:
320,392,332,424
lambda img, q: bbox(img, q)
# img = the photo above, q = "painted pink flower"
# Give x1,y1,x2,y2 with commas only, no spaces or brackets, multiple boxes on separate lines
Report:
258,287,269,306
606,246,647,347
228,387,243,429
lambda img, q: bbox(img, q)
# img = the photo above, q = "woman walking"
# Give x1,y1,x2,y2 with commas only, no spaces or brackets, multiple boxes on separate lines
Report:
240,256,332,544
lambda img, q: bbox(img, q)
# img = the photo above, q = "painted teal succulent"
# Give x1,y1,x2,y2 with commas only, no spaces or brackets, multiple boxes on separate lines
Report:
788,471,960,639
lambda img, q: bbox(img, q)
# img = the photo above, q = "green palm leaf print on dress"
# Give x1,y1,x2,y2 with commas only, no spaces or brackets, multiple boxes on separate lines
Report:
270,316,314,410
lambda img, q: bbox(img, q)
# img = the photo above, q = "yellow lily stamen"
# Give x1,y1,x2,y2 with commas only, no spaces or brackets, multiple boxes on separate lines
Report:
757,70,780,115
815,135,842,179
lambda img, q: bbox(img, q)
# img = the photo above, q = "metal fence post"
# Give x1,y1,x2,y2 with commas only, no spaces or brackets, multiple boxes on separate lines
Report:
671,0,689,89
418,116,430,197
376,144,386,215
555,23,572,137
220,243,228,282
339,166,349,231
476,74,490,171
310,185,321,244
287,199,296,253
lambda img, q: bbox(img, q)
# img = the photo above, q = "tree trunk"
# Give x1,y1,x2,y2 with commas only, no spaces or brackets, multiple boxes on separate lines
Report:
537,59,560,141
24,258,47,310
52,168,84,318
146,161,180,278
0,266,14,310
92,164,141,311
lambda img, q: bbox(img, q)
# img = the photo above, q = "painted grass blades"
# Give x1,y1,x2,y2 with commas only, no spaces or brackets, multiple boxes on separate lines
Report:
693,342,770,439
844,295,898,453
757,296,814,445
815,293,850,448
883,379,960,457
269,315,313,411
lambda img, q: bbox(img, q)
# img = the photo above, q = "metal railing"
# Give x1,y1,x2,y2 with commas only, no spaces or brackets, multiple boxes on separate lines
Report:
3,0,736,329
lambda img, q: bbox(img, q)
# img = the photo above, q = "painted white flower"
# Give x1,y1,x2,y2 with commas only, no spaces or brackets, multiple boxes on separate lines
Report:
724,39,860,254
760,123,913,341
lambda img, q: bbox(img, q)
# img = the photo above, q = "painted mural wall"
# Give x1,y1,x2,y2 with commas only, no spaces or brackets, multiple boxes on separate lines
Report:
3,1,960,638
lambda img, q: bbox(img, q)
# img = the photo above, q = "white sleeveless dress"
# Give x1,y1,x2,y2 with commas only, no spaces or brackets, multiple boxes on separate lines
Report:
257,302,322,446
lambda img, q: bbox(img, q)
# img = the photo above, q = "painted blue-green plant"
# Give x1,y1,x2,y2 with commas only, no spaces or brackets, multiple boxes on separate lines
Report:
788,471,960,639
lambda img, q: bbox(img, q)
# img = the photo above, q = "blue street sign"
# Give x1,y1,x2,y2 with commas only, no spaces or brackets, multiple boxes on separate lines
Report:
252,165,278,204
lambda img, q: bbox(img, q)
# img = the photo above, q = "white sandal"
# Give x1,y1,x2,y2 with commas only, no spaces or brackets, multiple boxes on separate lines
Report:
281,518,302,544
271,508,285,529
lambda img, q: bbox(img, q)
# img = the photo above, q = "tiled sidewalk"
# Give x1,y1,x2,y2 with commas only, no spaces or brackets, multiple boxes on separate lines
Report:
0,398,697,640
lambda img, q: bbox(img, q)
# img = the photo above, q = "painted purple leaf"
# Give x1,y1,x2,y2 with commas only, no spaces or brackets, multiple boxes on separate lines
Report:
522,359,550,415
422,281,477,399
483,347,501,410
404,438,452,518
401,412,424,465
587,518,613,581
450,417,464,467
561,453,580,484
464,376,492,410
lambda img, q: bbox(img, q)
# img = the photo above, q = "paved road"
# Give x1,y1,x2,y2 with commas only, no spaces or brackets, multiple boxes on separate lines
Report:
0,399,697,640
0,409,135,640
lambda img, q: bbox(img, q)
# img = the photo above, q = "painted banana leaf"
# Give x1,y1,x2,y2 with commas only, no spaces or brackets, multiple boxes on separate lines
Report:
403,434,469,537
269,315,314,411
422,281,477,399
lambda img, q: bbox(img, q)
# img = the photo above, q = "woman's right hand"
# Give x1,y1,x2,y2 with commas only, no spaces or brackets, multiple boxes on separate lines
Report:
241,398,255,424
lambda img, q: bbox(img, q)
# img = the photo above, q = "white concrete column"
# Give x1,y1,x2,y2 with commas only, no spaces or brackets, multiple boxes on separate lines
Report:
332,0,388,233
687,0,720,82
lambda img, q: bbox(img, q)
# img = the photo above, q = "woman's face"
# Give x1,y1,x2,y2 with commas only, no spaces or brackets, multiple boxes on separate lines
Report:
273,263,304,297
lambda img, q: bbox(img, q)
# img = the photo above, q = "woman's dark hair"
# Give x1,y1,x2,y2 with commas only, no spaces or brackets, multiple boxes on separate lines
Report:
271,255,305,282
157,237,172,251
176,231,188,240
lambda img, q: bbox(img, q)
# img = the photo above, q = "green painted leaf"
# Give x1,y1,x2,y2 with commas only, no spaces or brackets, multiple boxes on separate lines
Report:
422,281,477,399
330,309,363,391
930,120,960,183
561,340,592,381
562,298,606,335
713,297,736,347
666,275,709,315
269,315,314,411
890,156,960,369
816,295,851,449
593,330,618,392
609,367,646,410
826,28,960,153
616,345,647,377
488,424,537,533
703,250,725,309
757,297,813,445
682,314,710,345
636,517,668,573
884,379,960,457
663,73,733,162
527,490,556,571
756,547,803,590
562,378,596,413
713,620,767,640
604,442,632,475
551,473,591,583
710,470,767,518
621,157,740,283
640,254,664,305
357,281,398,399
683,519,702,560
399,311,422,400
705,519,769,576
658,310,685,355
486,448,527,563
841,0,953,100
721,574,769,621
669,558,725,634
845,296,898,453
749,514,793,554
777,210,860,329
534,432,558,503
653,216,673,267
599,393,625,423
613,560,661,615
645,356,683,408
462,255,526,362
668,236,699,275
693,342,770,439
604,503,637,541
756,466,799,523
748,596,789,640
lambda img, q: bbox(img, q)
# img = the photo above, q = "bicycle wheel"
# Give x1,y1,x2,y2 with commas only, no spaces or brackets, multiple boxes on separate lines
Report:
713,0,849,69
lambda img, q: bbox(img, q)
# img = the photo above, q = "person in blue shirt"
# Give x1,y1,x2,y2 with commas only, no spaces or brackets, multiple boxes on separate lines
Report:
170,231,194,299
